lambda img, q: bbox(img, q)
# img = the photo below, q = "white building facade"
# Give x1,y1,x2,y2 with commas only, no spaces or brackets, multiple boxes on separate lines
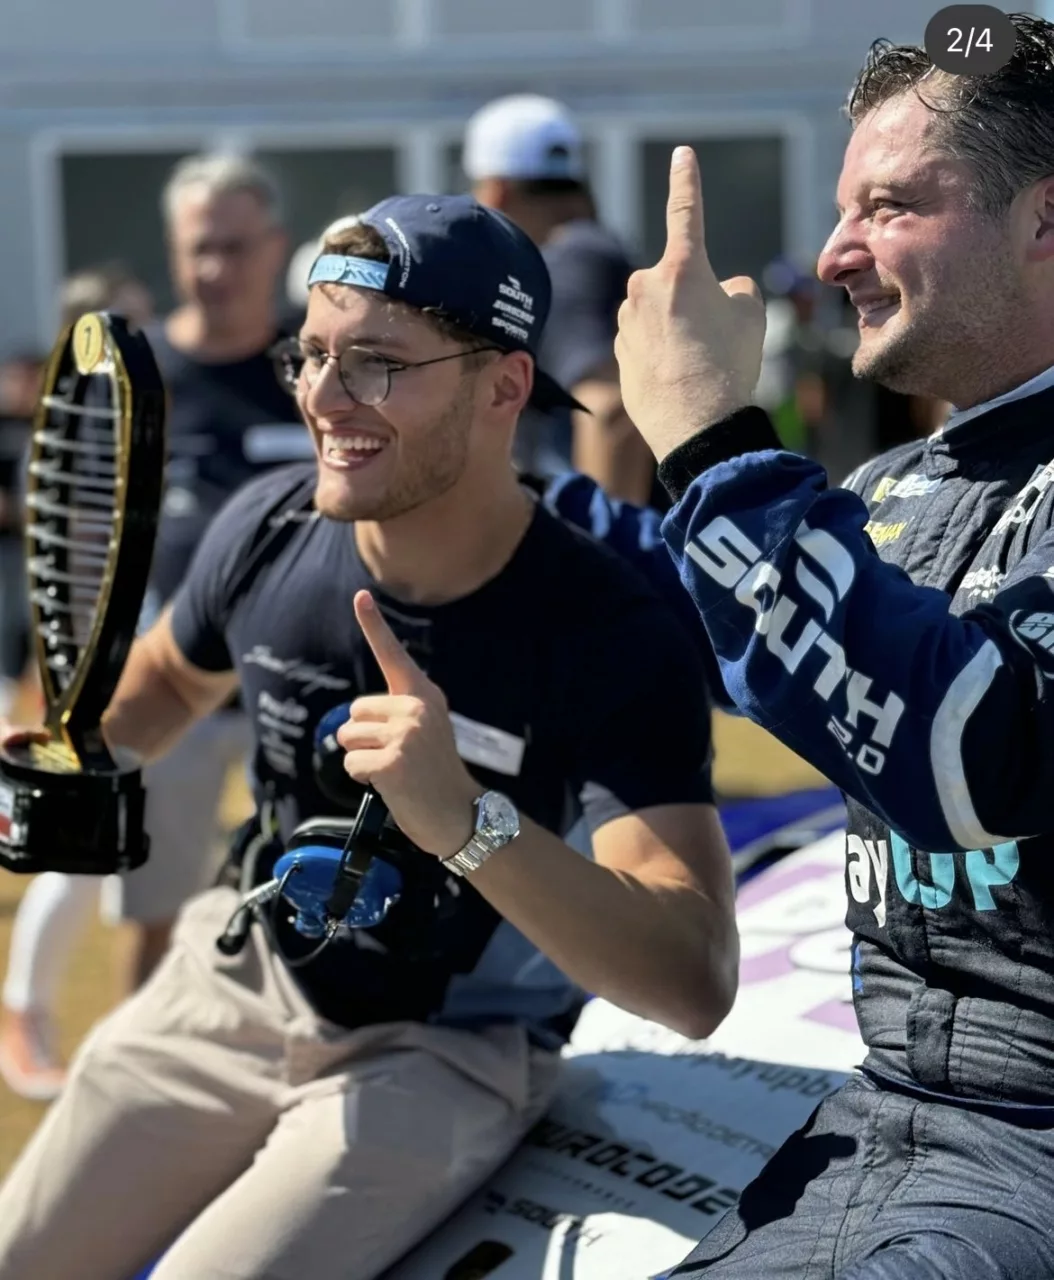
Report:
0,0,1025,350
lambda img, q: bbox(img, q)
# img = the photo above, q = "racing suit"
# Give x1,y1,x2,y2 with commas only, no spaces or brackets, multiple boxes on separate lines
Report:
555,379,1054,1277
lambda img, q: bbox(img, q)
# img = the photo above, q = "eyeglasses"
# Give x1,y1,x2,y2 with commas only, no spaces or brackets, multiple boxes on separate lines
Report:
270,337,502,408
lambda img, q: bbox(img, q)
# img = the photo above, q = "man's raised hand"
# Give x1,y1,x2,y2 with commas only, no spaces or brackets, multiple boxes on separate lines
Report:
614,146,767,462
336,591,479,857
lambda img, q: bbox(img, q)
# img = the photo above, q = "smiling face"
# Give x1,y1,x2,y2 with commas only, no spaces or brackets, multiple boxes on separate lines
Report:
297,285,490,523
818,95,1030,403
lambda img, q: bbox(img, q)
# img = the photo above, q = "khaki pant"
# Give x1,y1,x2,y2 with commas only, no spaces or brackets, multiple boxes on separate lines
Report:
0,888,560,1280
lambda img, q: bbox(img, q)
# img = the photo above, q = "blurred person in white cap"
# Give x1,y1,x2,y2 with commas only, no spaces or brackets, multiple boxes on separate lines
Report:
465,94,656,506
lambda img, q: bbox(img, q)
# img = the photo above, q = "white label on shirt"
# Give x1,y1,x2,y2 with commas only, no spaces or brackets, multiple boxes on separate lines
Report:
449,712,526,777
242,425,316,463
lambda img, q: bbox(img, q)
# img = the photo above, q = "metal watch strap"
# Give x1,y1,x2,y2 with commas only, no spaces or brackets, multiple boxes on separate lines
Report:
442,832,496,878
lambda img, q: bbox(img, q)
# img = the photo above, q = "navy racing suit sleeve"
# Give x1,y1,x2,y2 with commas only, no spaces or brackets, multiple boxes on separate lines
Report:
655,407,1054,853
541,470,733,711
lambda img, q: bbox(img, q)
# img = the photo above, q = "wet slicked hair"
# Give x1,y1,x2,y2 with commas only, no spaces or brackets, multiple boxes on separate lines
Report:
846,13,1054,216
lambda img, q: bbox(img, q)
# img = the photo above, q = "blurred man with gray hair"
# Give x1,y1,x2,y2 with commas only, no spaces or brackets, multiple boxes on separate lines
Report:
113,153,306,984
0,153,306,1099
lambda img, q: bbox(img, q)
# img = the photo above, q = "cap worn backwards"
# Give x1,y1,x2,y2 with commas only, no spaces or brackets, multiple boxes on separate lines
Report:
306,193,582,413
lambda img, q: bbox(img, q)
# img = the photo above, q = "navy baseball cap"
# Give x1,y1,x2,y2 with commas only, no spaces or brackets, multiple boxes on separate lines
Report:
306,193,584,413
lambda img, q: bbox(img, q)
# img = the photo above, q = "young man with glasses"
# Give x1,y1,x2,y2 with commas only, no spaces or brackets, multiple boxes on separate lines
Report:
0,194,737,1280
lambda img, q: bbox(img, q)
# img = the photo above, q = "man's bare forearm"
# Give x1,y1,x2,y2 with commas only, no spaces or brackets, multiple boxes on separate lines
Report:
101,610,238,763
101,664,201,763
571,368,655,506
465,813,738,1040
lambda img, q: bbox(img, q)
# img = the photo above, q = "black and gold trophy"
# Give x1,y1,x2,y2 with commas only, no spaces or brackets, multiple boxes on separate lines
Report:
0,312,166,874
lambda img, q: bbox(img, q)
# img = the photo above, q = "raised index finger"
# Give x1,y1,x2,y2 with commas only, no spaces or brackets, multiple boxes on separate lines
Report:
664,146,708,266
354,590,425,696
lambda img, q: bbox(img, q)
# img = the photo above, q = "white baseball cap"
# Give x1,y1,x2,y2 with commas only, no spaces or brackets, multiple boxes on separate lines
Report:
463,94,586,182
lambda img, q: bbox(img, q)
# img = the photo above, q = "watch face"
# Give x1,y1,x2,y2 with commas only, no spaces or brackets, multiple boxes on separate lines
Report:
478,791,520,841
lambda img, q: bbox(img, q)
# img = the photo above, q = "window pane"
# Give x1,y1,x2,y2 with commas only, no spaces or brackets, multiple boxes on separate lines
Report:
641,137,784,282
444,143,469,194
252,147,399,246
61,147,399,321
61,150,198,315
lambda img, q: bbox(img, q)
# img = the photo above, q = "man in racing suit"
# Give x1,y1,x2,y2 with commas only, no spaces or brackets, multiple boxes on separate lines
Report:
612,13,1054,1279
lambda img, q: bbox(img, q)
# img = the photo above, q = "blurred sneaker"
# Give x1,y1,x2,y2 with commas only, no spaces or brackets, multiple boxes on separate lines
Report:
0,1006,67,1101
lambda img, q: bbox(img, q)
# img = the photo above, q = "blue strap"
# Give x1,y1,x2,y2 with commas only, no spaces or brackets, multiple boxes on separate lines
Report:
307,254,388,291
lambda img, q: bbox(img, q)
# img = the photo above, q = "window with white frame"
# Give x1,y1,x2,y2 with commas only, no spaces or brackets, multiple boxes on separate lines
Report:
62,150,199,314
60,145,400,316
253,147,399,244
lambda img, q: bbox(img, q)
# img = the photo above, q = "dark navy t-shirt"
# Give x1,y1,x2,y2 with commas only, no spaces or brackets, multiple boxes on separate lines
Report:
144,319,308,612
539,219,635,390
169,463,714,1042
514,220,634,478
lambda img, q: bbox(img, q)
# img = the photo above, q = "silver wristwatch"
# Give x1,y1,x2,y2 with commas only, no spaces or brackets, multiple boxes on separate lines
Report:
442,790,521,877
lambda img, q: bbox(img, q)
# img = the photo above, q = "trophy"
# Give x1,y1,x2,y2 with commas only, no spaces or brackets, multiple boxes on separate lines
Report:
0,311,166,874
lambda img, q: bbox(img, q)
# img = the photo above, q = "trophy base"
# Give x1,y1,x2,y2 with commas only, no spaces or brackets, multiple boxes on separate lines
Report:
0,746,149,875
